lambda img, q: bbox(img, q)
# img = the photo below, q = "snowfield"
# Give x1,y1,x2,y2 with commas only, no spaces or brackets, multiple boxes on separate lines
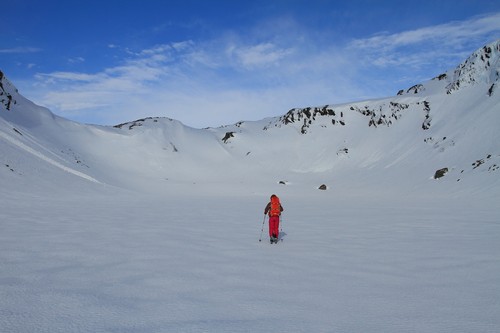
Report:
1,186,499,332
1,40,499,332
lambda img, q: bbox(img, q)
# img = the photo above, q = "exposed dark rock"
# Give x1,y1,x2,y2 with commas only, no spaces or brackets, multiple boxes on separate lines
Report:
278,105,337,133
114,118,148,129
113,117,167,130
421,101,431,130
4,164,15,172
488,83,495,96
434,73,447,80
0,70,16,111
488,164,499,172
337,148,348,155
472,159,485,169
318,184,327,190
434,168,448,179
222,131,235,143
407,84,424,94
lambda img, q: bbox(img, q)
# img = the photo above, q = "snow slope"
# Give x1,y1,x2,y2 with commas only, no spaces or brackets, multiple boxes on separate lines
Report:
1,41,499,197
1,41,499,332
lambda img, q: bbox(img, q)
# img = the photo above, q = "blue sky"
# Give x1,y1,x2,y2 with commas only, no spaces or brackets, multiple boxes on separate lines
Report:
2,0,500,128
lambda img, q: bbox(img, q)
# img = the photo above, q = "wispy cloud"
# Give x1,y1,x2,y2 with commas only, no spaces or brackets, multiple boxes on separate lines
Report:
28,12,500,128
349,12,500,69
36,72,99,83
229,42,294,69
0,47,41,54
30,36,358,127
68,57,85,64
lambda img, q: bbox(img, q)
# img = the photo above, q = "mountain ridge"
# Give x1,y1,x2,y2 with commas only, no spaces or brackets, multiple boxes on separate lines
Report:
1,40,499,196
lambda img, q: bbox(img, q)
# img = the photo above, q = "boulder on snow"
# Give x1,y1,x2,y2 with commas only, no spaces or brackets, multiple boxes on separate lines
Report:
318,184,328,190
434,168,449,179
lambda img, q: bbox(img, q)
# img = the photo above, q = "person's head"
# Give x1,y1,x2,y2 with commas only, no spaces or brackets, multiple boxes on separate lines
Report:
270,194,277,200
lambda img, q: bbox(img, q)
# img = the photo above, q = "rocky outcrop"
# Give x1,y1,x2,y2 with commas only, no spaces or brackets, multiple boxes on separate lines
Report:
446,42,500,95
0,70,16,111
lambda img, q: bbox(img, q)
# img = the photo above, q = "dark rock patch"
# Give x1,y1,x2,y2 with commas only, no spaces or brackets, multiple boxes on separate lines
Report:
434,168,448,179
222,131,235,143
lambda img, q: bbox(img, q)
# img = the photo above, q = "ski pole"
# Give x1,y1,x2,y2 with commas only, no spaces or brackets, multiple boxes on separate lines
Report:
258,214,266,242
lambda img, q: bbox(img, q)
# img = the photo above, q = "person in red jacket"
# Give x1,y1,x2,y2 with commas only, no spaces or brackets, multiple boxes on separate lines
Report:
264,194,284,243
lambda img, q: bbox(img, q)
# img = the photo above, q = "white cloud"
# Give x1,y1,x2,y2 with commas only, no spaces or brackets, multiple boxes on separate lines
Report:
27,12,500,128
68,57,85,64
41,90,113,111
349,12,500,69
230,42,294,69
36,72,98,82
0,47,41,54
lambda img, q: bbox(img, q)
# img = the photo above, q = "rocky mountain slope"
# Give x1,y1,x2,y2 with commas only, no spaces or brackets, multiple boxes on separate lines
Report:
1,40,499,196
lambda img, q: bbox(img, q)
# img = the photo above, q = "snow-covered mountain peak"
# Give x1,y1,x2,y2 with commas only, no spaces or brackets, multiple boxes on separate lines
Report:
446,39,500,95
261,40,499,135
1,41,499,196
395,39,500,97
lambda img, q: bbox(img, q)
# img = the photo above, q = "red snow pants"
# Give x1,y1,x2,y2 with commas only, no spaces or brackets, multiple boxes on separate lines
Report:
269,215,280,238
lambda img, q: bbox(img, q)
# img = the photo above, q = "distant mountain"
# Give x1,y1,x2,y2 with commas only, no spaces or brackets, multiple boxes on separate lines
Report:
1,40,499,196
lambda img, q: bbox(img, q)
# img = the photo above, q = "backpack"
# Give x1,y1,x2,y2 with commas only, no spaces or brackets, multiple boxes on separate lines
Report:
269,195,281,217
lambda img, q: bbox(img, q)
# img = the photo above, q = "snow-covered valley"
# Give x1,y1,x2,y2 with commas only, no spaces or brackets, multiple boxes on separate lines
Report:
1,40,499,332
1,188,499,332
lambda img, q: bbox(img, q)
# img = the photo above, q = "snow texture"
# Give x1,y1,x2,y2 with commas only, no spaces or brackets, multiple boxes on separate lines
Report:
1,40,499,332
